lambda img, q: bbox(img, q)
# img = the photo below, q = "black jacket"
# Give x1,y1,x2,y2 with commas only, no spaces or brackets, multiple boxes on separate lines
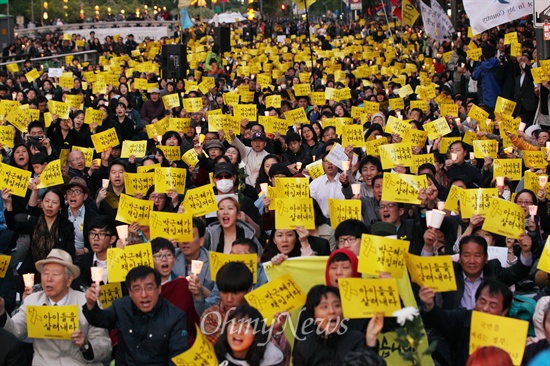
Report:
83,296,189,366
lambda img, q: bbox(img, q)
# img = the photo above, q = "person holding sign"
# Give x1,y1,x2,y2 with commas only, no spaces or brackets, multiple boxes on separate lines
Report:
0,249,112,365
214,305,285,366
260,228,331,263
293,285,384,365
513,190,546,259
310,152,345,223
282,132,313,175
84,266,189,365
66,150,101,193
341,155,382,200
111,100,135,143
441,235,532,311
420,278,513,366
229,129,269,186
445,141,489,187
95,159,126,223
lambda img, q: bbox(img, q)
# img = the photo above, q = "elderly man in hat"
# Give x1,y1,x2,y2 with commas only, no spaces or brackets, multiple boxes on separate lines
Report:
64,177,98,257
0,249,112,365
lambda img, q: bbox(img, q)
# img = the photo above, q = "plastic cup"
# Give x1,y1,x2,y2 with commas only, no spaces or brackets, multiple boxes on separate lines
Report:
540,176,548,188
23,273,34,288
260,183,269,195
518,122,526,132
427,145,432,153
429,209,446,229
469,152,475,160
351,183,361,195
102,179,109,189
196,126,202,135
496,176,505,187
451,153,458,161
191,260,203,275
425,211,432,227
342,161,350,171
91,267,104,284
437,202,445,211
116,225,129,240
296,162,302,170
94,158,101,166
529,205,538,217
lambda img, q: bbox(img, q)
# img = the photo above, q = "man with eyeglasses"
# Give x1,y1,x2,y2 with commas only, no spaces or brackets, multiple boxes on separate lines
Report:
76,215,117,289
378,200,423,254
84,266,189,365
334,219,369,255
63,177,98,257
66,150,99,193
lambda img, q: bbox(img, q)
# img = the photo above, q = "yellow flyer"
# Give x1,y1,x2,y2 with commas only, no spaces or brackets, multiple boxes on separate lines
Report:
0,255,11,278
410,154,435,174
378,142,413,169
209,252,257,282
154,167,187,194
181,149,200,168
423,117,451,140
123,172,154,196
121,141,147,158
182,184,218,217
339,278,401,318
406,253,457,292
273,177,310,200
284,107,309,125
494,96,517,116
149,211,193,241
27,305,78,340
99,282,123,309
172,325,218,366
293,83,311,96
444,185,463,212
169,118,191,132
274,197,315,230
365,137,388,156
162,93,181,109
473,140,498,159
385,115,410,136
107,243,154,283
358,234,410,278
245,273,306,326
328,198,362,230
459,188,499,218
341,125,365,148
470,311,528,365
304,160,324,180
381,172,428,205
1,163,31,197
183,97,202,113
234,104,258,122
492,159,522,181
0,126,15,148
47,100,71,119
115,194,154,226
6,107,31,132
91,127,120,152
265,94,282,109
481,198,524,239
389,97,405,111
25,69,41,82
523,150,548,169
468,104,489,123
403,128,428,148
158,146,182,162
37,160,64,188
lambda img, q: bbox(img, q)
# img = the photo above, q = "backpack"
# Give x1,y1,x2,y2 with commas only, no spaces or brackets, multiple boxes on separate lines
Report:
509,294,537,337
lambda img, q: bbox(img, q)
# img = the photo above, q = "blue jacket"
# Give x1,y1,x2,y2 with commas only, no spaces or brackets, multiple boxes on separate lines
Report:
83,296,188,366
472,57,502,108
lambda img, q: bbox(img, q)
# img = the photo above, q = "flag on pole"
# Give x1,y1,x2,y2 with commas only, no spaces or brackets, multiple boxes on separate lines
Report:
402,0,420,27
420,1,437,40
463,0,533,35
431,0,455,40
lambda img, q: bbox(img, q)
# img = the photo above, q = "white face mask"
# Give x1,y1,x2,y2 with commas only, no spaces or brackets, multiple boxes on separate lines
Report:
393,89,399,95
216,179,234,193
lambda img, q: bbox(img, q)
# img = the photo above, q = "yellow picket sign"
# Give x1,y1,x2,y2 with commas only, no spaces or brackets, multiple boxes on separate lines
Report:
36,160,64,188
150,211,193,242
115,194,154,226
245,273,306,326
398,84,414,98
155,167,187,194
339,278,401,319
379,142,413,169
107,243,154,283
59,76,75,89
183,97,202,113
493,158,522,180
440,103,458,117
182,184,218,217
172,325,218,366
381,172,428,205
91,127,120,152
6,63,18,73
523,150,548,169
410,154,435,174
310,92,326,105
123,172,154,196
333,87,352,102
209,252,257,282
365,137,387,156
1,163,31,197
99,282,123,309
293,83,311,96
304,160,324,179
470,311,528,365
481,197,524,239
0,255,10,278
168,118,190,132
423,117,451,140
473,139,498,159
504,31,518,45
389,97,405,111
402,128,427,148
284,107,309,125
84,108,104,125
385,116,410,136
223,92,240,105
358,234,409,277
468,104,489,123
341,124,365,148
181,148,200,168
234,104,257,122
494,96,516,116
443,185,462,212
273,177,310,200
25,69,41,82
265,94,282,109
406,253,457,292
121,141,147,159
363,101,380,115
158,146,181,162
162,93,180,109
27,305,78,340
459,188,499,218
6,107,30,132
328,198,362,230
274,197,315,230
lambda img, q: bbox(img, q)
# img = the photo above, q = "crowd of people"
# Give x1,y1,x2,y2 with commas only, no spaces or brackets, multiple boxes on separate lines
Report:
0,6,549,366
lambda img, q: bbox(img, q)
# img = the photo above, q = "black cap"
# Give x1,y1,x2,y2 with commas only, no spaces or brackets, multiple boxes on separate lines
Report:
213,162,237,177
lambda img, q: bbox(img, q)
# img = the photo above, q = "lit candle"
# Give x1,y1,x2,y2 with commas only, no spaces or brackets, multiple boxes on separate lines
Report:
23,273,34,289
529,205,538,218
469,152,475,160
116,225,129,240
91,266,104,288
342,161,350,171
260,183,269,195
191,260,203,275
518,122,526,132
437,202,445,211
496,176,504,187
196,126,202,135
351,183,361,195
451,153,458,161
102,179,109,189
540,176,548,187
296,162,302,170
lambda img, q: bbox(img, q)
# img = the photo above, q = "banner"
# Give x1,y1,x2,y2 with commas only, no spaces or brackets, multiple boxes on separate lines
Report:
420,1,437,41
431,0,455,40
464,0,533,35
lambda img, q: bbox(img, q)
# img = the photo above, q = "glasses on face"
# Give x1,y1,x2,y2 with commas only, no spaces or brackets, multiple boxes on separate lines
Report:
66,189,83,196
517,200,534,206
153,253,174,260
379,203,398,211
69,157,85,162
216,174,232,179
149,194,166,201
130,284,157,293
338,236,360,246
88,231,112,240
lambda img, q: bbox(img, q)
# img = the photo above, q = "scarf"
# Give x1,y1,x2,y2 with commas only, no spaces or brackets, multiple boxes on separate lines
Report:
32,215,60,261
